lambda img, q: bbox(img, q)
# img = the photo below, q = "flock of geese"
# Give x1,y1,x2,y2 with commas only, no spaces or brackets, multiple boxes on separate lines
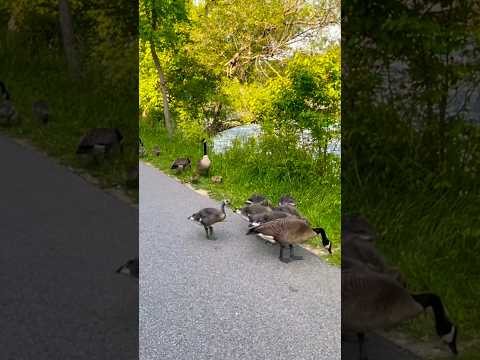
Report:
342,214,458,359
188,193,332,263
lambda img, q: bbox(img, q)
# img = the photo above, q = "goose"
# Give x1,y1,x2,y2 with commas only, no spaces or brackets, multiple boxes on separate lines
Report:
171,158,191,171
235,203,272,221
342,262,458,359
116,258,139,279
32,100,49,125
76,128,123,155
279,195,296,207
0,89,18,126
188,199,230,240
245,194,270,206
248,210,292,226
343,238,406,287
246,218,332,262
343,215,406,284
343,214,377,242
273,204,302,217
152,145,160,156
197,138,211,175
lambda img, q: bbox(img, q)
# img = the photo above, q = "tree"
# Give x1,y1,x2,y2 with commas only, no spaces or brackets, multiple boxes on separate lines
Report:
140,0,190,139
58,0,81,78
191,0,340,82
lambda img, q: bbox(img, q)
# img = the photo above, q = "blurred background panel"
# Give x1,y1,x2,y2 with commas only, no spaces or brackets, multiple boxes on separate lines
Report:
342,1,479,359
0,1,138,359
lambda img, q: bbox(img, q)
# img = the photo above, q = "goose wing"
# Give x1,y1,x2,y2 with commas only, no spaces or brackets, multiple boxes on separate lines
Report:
342,269,421,332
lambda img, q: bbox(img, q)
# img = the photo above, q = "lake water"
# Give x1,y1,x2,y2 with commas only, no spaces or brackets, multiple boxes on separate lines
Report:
212,124,341,157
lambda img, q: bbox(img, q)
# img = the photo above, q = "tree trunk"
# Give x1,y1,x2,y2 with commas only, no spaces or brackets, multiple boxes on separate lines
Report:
58,0,81,78
150,41,173,139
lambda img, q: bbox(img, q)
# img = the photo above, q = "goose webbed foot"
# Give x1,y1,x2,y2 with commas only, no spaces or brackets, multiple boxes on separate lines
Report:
289,245,304,261
204,226,210,239
279,246,291,263
208,226,217,240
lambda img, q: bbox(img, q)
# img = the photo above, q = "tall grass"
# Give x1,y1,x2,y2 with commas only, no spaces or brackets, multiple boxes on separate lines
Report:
140,120,341,265
344,176,480,354
0,33,138,202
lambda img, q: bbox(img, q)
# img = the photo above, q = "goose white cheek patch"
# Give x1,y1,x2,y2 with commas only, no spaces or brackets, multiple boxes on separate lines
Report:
442,326,455,343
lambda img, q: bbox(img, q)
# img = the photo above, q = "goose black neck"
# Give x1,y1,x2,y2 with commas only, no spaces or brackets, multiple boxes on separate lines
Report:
221,201,226,214
203,140,208,156
411,293,452,336
314,227,330,248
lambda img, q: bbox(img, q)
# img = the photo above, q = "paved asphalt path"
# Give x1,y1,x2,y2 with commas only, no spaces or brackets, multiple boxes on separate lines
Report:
139,162,341,360
140,162,422,360
0,135,138,360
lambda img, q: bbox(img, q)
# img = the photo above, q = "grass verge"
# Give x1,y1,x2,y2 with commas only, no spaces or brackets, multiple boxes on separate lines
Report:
140,120,341,266
0,35,138,203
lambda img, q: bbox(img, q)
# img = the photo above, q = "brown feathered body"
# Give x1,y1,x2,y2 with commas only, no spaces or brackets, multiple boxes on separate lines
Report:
76,128,123,154
247,217,315,246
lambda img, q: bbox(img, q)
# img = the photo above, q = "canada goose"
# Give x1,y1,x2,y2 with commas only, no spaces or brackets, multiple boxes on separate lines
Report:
343,214,377,242
274,204,302,217
248,210,292,226
246,218,332,262
343,231,406,287
197,138,211,175
76,128,123,155
171,158,191,171
116,258,139,279
188,199,230,240
279,195,296,207
32,100,49,125
0,89,18,126
245,194,270,206
235,203,272,221
342,263,458,359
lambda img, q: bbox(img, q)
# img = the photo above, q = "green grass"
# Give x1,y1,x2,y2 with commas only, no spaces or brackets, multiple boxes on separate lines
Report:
345,182,480,356
0,34,138,203
140,120,341,266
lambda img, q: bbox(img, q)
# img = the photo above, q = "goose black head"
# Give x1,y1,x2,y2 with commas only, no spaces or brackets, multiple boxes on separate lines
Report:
312,227,332,254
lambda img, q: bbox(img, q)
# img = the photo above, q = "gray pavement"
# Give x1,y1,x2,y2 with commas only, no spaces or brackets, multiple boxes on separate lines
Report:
139,162,341,360
0,134,138,360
